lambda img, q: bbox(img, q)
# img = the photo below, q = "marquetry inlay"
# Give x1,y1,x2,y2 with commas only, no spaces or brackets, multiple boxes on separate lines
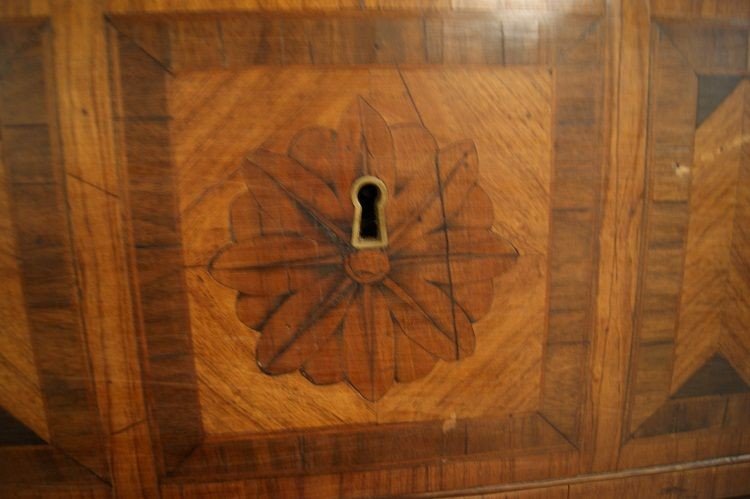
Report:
208,97,518,401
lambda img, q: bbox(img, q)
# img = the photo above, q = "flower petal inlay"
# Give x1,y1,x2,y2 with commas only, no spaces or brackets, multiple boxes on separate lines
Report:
210,235,341,295
246,150,349,243
207,95,518,401
257,277,355,374
343,285,394,401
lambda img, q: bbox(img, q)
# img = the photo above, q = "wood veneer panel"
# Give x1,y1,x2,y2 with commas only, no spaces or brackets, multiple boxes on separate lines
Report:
108,12,609,70
109,10,605,485
622,12,750,469
5,0,746,495
0,19,108,480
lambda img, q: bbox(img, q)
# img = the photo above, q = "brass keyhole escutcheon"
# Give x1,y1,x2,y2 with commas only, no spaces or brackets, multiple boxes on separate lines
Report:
351,176,388,249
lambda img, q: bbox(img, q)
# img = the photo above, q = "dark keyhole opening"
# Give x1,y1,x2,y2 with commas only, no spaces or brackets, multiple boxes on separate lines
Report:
357,183,381,240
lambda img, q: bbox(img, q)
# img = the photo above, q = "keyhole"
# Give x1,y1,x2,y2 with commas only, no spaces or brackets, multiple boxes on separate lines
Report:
351,176,388,249
357,184,380,240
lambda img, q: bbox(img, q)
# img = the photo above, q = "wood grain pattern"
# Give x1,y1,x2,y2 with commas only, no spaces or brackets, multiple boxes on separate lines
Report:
106,8,607,486
107,13,611,70
206,92,518,401
0,105,48,442
3,0,750,497
50,0,161,494
541,18,603,447
622,11,750,471
0,0,48,17
0,19,108,481
651,0,750,20
0,446,108,489
674,80,748,391
587,0,649,473
105,0,604,14
626,24,693,436
156,458,750,497
110,26,203,474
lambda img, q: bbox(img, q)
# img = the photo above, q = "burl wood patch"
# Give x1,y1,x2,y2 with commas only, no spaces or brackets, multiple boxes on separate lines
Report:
110,12,604,477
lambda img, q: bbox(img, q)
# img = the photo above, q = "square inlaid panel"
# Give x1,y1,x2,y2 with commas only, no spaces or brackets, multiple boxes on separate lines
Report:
181,66,550,432
622,18,750,468
109,12,605,478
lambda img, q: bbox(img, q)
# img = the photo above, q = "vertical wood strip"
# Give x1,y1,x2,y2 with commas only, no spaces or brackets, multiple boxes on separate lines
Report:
0,22,49,444
587,0,650,472
110,27,203,474
671,80,740,392
540,20,604,447
625,26,696,435
0,22,108,478
49,0,162,494
722,84,750,382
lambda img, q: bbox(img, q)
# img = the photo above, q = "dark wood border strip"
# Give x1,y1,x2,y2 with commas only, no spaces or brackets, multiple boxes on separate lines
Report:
625,23,696,439
108,11,605,478
0,446,106,486
0,407,45,446
651,0,750,23
540,19,604,446
0,20,108,480
108,26,203,474
169,413,570,480
108,12,600,69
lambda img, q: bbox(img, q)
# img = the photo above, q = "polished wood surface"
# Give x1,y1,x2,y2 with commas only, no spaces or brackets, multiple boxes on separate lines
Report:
1,0,749,497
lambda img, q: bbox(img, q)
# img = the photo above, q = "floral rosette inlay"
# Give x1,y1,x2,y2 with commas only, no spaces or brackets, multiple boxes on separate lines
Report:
208,97,518,401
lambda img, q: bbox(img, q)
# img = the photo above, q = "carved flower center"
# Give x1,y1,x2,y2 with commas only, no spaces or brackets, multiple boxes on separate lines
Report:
344,250,390,284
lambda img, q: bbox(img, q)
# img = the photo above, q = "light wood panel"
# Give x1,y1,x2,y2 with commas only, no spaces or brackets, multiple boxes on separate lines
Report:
175,66,549,432
675,81,749,390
